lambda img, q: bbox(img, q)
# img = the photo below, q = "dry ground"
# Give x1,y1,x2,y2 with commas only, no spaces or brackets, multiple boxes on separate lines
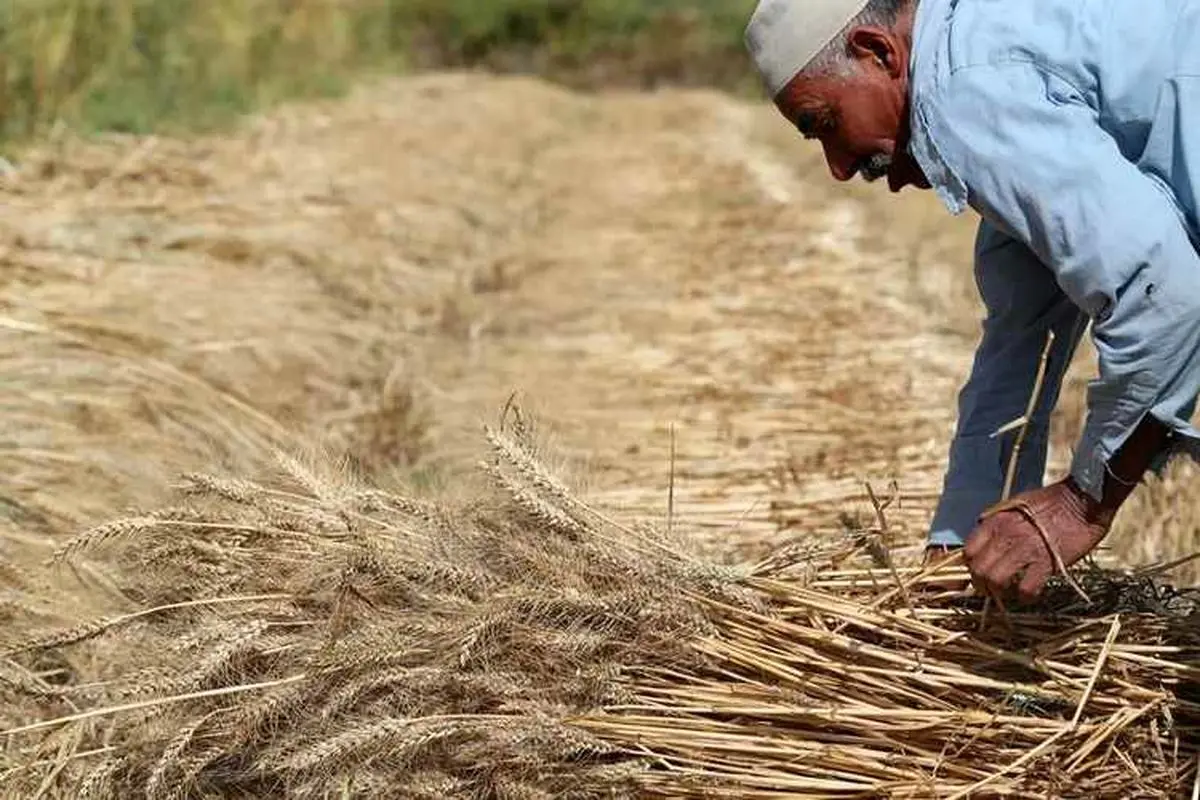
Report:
3,71,1188,567
1,69,1196,594
0,72,1197,792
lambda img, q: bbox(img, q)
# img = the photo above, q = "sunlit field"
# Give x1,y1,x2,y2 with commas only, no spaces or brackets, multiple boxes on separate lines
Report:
1,3,1196,797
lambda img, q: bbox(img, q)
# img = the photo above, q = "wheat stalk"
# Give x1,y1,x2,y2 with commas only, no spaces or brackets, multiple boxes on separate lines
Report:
3,418,1194,798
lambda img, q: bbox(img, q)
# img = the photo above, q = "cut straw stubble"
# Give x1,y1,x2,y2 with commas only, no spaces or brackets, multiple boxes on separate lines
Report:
3,417,1195,798
576,555,1196,797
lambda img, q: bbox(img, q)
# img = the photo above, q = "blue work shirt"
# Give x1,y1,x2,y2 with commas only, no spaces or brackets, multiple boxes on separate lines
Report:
908,0,1200,547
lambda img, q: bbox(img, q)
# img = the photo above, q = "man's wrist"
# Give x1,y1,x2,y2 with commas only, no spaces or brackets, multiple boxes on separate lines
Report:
1073,414,1174,527
1063,475,1117,529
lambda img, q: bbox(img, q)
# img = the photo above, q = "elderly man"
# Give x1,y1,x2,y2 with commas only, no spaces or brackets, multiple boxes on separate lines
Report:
745,0,1200,601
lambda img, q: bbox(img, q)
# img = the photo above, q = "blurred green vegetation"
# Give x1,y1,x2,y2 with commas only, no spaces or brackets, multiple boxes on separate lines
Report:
0,0,761,146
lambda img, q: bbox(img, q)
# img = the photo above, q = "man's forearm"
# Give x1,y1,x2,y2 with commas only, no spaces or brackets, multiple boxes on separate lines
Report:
1070,414,1174,528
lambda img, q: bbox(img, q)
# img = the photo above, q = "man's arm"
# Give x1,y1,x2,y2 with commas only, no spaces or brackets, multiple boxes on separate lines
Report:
1089,413,1175,524
919,60,1200,512
961,411,1175,600
928,219,1087,548
914,61,1200,595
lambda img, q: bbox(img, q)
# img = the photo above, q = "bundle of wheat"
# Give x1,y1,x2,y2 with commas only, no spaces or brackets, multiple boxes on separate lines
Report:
578,567,1199,798
1,413,1196,799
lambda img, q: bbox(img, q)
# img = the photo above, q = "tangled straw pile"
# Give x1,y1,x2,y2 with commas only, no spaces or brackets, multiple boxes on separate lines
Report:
1,411,1197,799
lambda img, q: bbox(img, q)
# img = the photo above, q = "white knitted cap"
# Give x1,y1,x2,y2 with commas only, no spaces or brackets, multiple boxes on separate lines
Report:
745,0,871,96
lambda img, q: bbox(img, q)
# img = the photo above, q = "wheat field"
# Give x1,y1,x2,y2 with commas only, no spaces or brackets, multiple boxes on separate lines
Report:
0,72,1197,797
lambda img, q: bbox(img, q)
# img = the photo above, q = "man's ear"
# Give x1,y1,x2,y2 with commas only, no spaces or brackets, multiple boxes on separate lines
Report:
846,26,904,78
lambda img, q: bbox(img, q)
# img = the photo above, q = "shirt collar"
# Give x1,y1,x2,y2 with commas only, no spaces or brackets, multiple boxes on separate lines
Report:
906,0,970,214
909,0,951,76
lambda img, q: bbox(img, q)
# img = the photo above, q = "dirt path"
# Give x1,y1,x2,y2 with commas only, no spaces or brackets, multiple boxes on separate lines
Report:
9,72,1179,580
395,76,986,561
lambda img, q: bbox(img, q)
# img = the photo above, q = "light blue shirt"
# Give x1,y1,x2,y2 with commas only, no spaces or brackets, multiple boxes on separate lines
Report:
908,0,1200,547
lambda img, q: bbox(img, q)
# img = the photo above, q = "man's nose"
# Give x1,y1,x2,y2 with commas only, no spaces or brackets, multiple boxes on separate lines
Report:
822,141,856,182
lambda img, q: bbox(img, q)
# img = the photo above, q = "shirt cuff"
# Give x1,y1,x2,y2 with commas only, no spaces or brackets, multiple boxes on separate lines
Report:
1070,408,1200,499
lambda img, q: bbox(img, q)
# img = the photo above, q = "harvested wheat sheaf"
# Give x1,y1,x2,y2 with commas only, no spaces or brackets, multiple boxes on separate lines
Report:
0,411,1197,799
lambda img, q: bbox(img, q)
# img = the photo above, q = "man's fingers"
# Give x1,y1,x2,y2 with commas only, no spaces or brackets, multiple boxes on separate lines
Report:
963,531,994,596
1016,561,1053,604
963,520,992,563
964,518,1013,576
964,512,1047,599
964,521,1005,596
985,551,1032,599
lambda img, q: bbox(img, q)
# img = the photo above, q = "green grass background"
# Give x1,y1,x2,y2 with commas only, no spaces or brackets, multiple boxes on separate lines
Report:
0,0,761,148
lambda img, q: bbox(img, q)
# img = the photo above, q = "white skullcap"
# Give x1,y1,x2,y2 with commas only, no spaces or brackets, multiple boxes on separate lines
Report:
745,0,871,96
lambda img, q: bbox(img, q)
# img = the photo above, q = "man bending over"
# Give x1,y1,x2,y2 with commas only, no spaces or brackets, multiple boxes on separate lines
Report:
744,0,1200,600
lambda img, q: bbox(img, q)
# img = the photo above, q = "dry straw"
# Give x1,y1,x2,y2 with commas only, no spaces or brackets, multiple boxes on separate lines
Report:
0,414,1197,799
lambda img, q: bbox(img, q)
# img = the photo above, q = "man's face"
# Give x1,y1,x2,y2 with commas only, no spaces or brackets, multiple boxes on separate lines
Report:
773,22,929,193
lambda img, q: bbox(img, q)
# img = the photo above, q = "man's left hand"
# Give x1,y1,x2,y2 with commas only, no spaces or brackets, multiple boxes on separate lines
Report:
963,479,1113,603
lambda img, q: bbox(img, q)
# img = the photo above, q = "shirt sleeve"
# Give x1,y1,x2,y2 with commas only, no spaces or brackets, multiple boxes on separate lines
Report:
928,220,1088,548
917,60,1200,504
